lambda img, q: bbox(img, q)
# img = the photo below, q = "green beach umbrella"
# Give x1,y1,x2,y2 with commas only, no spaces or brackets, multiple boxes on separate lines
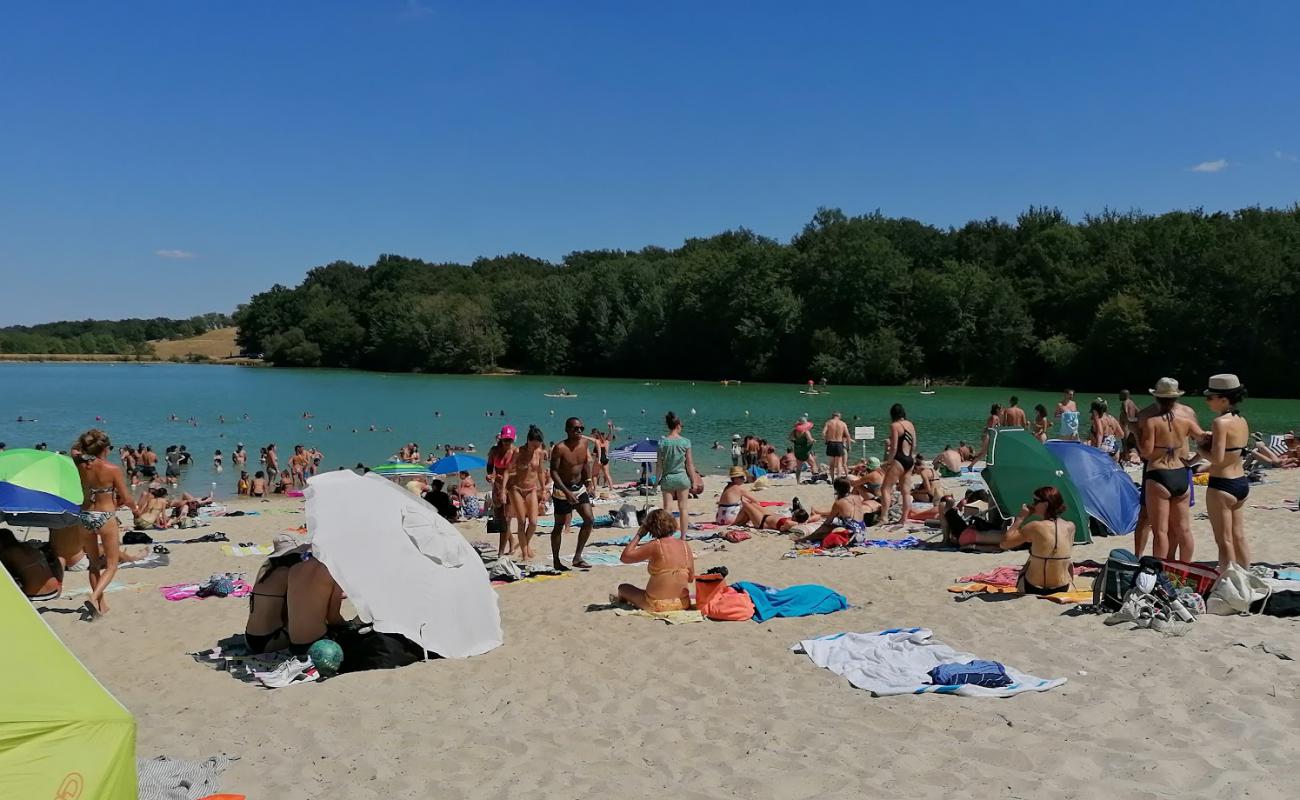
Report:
368,462,434,478
982,428,1091,545
0,449,82,505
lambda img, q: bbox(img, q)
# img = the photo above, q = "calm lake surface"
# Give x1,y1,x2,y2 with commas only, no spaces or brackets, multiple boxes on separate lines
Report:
3,363,1295,497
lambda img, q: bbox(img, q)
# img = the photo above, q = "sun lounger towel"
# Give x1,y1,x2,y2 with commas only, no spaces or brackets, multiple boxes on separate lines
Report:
220,544,273,557
792,627,1067,697
613,607,704,624
137,755,231,800
732,581,848,622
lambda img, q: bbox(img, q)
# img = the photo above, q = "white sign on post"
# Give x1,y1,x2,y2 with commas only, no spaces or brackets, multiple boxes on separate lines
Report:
854,426,875,440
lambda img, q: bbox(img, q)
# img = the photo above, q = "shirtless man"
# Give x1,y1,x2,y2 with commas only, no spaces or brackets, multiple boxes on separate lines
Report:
139,445,158,481
1119,389,1141,454
1054,389,1080,441
1001,396,1028,429
550,418,595,570
822,412,851,480
934,446,963,478
265,444,279,477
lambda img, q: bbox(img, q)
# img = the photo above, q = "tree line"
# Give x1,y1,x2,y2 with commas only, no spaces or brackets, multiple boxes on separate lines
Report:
0,314,233,356
231,205,1300,396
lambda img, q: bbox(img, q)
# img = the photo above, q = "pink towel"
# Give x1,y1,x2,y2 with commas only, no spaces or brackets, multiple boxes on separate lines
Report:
160,579,252,601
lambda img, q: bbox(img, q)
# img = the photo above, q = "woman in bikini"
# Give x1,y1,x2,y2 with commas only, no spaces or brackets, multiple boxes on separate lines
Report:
615,508,695,612
797,477,877,544
1032,404,1050,442
879,404,917,527
505,425,546,562
851,456,884,503
1200,374,1251,572
73,429,138,617
999,486,1076,595
486,426,518,555
1139,378,1205,561
244,533,306,653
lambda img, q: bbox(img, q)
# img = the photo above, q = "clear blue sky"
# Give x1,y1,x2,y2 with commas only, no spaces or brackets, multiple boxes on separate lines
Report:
2,1,1297,324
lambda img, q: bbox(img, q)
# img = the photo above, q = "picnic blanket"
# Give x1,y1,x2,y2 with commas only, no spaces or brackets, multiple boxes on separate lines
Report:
732,581,848,622
792,627,1066,697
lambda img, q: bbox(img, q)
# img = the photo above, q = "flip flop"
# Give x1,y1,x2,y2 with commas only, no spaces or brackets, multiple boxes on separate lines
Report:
571,559,594,569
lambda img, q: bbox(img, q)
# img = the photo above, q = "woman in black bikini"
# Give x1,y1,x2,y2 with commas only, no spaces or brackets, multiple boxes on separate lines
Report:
999,486,1075,595
1139,378,1205,561
245,534,305,653
1200,374,1251,573
879,404,916,527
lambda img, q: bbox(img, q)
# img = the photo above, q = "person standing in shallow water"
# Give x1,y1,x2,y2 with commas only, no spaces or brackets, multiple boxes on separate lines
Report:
1054,389,1079,441
657,411,702,540
550,417,595,570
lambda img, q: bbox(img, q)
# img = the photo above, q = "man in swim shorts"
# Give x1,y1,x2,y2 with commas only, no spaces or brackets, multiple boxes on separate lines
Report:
822,411,850,481
550,417,595,570
1054,389,1080,441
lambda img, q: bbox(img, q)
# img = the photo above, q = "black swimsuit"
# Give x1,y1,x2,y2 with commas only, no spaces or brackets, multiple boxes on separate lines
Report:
1207,443,1250,501
1144,414,1189,498
1021,519,1072,596
893,427,915,470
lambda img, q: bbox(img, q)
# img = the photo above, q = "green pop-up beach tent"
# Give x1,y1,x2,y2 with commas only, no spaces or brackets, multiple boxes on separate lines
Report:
0,575,136,799
983,428,1091,545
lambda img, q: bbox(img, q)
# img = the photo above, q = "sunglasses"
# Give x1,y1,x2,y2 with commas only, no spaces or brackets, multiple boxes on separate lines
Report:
569,425,585,431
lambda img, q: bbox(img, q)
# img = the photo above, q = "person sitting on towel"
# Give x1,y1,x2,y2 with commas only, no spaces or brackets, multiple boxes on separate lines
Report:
795,477,879,545
613,509,694,612
245,534,346,654
998,486,1076,596
0,528,63,601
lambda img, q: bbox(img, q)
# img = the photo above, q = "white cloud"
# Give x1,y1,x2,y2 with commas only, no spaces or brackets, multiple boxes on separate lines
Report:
154,249,197,259
1276,150,1298,162
1188,159,1228,173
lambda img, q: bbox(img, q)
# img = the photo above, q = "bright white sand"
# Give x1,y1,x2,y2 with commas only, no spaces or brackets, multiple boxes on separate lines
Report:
38,471,1300,800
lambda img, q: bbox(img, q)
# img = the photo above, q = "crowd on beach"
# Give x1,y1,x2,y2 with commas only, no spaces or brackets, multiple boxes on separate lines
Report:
1,372,1289,633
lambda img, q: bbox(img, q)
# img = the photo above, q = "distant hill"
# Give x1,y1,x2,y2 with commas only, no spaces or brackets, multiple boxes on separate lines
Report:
150,327,246,360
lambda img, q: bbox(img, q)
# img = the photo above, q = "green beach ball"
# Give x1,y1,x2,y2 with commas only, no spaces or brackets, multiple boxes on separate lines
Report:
307,638,344,675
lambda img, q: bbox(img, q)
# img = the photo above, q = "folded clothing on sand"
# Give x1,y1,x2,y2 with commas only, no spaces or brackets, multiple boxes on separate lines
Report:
137,755,231,800
732,581,848,622
792,627,1066,697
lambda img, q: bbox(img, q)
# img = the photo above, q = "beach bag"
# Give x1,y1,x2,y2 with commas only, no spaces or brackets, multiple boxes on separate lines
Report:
489,557,523,582
1207,563,1271,615
614,503,638,529
1093,548,1141,611
701,586,756,622
1162,559,1220,597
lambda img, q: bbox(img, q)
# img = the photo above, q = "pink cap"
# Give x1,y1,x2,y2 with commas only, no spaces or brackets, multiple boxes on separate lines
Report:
499,425,516,440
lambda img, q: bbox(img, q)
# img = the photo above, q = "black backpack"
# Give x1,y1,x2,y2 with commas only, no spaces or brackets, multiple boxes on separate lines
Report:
1093,548,1140,611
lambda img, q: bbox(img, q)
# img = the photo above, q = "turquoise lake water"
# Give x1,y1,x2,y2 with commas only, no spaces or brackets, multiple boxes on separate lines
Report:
2,363,1294,497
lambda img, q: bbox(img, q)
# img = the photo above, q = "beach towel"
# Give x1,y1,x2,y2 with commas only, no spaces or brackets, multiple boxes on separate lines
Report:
63,580,142,598
120,551,170,569
220,544,273,557
856,535,924,550
613,607,704,624
559,552,627,567
137,755,231,800
782,547,866,559
732,581,848,622
160,580,252,601
947,582,1019,595
792,627,1067,697
1038,590,1094,604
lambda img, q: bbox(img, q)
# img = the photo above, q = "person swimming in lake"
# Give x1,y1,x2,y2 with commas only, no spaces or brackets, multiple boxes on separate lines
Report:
613,509,695,612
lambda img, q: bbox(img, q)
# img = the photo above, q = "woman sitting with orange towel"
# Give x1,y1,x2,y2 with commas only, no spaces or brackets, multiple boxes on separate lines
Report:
613,509,695,612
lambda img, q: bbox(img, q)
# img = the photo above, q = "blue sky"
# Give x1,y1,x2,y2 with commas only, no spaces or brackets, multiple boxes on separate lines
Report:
1,1,1297,324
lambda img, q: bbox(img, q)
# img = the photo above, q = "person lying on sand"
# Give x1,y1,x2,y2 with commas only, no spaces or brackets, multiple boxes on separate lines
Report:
614,509,694,612
245,534,346,655
1,528,63,601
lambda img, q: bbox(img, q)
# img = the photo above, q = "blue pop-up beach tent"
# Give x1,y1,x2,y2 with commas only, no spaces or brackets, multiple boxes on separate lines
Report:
1044,440,1140,536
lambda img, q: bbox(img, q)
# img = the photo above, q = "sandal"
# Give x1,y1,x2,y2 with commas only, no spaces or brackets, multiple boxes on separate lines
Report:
153,545,170,554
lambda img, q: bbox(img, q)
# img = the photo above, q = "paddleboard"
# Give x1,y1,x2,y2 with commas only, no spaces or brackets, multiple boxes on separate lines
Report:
543,393,578,398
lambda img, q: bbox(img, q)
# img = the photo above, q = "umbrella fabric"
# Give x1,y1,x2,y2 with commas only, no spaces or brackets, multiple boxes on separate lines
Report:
611,439,658,464
1043,441,1140,535
306,471,502,659
368,462,434,477
983,428,1091,545
0,481,82,529
428,453,487,474
0,449,82,504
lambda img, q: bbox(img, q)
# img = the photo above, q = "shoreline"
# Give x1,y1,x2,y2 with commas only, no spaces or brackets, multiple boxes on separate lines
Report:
0,354,264,366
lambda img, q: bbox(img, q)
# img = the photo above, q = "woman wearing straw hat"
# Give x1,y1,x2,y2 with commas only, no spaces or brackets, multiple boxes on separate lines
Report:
1139,378,1206,561
1198,374,1252,572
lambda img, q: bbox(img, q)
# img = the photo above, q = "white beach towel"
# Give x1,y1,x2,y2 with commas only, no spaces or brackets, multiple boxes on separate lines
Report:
792,627,1066,698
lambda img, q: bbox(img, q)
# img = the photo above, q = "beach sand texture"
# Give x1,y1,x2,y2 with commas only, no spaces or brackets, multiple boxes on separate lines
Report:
37,472,1300,800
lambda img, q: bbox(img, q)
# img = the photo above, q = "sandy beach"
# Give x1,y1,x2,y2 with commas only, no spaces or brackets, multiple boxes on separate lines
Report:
35,470,1300,800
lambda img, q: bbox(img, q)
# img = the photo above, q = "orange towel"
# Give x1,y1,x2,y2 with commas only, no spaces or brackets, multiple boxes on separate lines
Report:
1038,590,1093,604
947,582,1019,595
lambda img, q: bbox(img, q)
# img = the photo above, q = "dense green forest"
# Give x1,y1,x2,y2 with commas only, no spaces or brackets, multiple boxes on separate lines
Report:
232,206,1300,395
0,314,232,355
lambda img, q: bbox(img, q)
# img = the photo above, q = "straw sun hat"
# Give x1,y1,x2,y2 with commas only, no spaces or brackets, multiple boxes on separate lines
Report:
1148,377,1185,399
